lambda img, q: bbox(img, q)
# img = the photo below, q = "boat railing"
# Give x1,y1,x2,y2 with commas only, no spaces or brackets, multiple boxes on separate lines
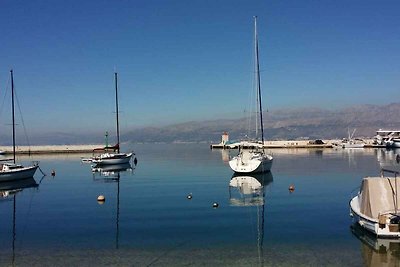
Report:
380,168,400,177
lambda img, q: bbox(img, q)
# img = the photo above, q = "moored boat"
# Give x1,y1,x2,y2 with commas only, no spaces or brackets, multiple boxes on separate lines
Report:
350,169,400,238
0,70,38,182
90,72,135,166
229,16,273,174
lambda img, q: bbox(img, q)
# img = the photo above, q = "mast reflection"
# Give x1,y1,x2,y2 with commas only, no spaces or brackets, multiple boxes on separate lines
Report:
91,163,134,249
0,177,38,266
229,172,273,267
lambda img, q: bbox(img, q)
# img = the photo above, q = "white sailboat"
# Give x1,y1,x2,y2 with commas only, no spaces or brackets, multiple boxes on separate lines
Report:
91,72,134,166
0,70,38,182
229,16,273,174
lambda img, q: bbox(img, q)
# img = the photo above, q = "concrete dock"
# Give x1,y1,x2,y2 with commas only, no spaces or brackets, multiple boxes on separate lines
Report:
0,145,103,154
210,139,380,149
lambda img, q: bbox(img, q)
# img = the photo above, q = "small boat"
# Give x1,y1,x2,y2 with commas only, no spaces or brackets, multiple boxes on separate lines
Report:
91,72,135,166
0,70,38,182
350,168,400,238
333,128,365,149
229,16,273,174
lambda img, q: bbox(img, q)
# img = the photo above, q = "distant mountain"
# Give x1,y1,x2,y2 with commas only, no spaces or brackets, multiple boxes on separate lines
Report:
2,103,400,145
121,103,400,143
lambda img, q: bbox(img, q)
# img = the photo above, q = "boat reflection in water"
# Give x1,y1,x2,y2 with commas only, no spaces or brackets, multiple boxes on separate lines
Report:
0,177,38,266
377,148,400,171
91,162,133,181
229,172,273,266
229,172,273,206
91,162,134,249
351,223,400,267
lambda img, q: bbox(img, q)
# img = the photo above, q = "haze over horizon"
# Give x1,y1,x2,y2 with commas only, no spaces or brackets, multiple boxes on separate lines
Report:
1,0,399,137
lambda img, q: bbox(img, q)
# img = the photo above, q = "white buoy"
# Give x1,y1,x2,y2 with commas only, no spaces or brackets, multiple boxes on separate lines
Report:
289,184,295,192
212,202,219,208
187,194,192,200
97,195,105,202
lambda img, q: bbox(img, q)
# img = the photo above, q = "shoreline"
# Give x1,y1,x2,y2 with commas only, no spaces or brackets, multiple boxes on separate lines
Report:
0,145,103,155
0,138,382,154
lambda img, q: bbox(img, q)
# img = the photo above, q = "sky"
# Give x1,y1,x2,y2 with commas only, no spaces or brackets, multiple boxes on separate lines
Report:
0,0,399,136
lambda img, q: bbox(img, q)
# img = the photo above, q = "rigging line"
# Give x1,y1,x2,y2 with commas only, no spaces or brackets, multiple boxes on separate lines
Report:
13,87,31,149
0,76,11,120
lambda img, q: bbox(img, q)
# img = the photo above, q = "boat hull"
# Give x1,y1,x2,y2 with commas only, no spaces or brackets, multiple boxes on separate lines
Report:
350,195,400,238
0,165,38,182
229,151,273,173
386,139,400,148
92,152,133,165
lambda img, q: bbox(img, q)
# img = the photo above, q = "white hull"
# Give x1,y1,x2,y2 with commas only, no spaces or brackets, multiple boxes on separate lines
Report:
350,195,400,238
0,165,38,182
385,139,400,148
343,143,365,149
229,150,273,173
92,152,133,165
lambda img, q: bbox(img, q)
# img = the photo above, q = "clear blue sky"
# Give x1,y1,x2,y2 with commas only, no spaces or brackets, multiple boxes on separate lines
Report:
0,0,399,135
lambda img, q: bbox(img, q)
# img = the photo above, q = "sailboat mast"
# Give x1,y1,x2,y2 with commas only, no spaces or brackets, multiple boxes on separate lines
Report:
10,70,16,163
114,72,120,153
254,16,265,144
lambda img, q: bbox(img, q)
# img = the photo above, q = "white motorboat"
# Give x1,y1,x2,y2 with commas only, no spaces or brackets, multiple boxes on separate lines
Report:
229,17,273,174
90,72,135,166
350,169,400,238
385,138,400,148
0,70,38,182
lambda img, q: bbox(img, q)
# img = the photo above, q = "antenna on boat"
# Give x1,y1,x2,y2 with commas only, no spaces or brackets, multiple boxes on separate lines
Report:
254,16,265,145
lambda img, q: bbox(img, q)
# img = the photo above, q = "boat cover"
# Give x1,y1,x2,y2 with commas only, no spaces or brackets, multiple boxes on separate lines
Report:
360,177,400,219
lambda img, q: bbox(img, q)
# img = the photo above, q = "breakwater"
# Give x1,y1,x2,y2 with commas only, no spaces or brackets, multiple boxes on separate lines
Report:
0,145,103,154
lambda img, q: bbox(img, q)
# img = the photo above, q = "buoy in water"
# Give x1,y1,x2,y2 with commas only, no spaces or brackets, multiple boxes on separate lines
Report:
212,202,219,208
187,194,192,200
51,170,56,176
289,184,295,192
97,195,105,202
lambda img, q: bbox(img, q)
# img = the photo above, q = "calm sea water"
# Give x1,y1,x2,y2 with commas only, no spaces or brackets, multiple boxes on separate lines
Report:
0,144,399,266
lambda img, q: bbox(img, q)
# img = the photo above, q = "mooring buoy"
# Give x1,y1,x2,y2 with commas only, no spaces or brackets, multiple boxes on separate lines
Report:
289,184,295,192
187,194,192,200
212,202,219,208
97,195,105,202
51,170,56,176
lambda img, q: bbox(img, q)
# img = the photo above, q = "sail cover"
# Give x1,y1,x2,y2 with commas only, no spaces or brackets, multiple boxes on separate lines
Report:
359,177,400,219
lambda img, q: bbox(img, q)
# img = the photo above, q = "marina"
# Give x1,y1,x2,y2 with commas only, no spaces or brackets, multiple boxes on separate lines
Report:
0,143,399,266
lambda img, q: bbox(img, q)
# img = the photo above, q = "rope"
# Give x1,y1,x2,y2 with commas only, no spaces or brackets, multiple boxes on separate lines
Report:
37,164,47,176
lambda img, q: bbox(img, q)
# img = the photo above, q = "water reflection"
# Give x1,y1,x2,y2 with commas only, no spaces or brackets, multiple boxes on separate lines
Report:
229,172,273,267
351,224,400,267
377,148,400,172
91,163,133,249
0,177,38,266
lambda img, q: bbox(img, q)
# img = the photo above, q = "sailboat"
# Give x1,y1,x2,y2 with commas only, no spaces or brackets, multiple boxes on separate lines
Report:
229,16,273,174
0,70,38,182
91,72,134,165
